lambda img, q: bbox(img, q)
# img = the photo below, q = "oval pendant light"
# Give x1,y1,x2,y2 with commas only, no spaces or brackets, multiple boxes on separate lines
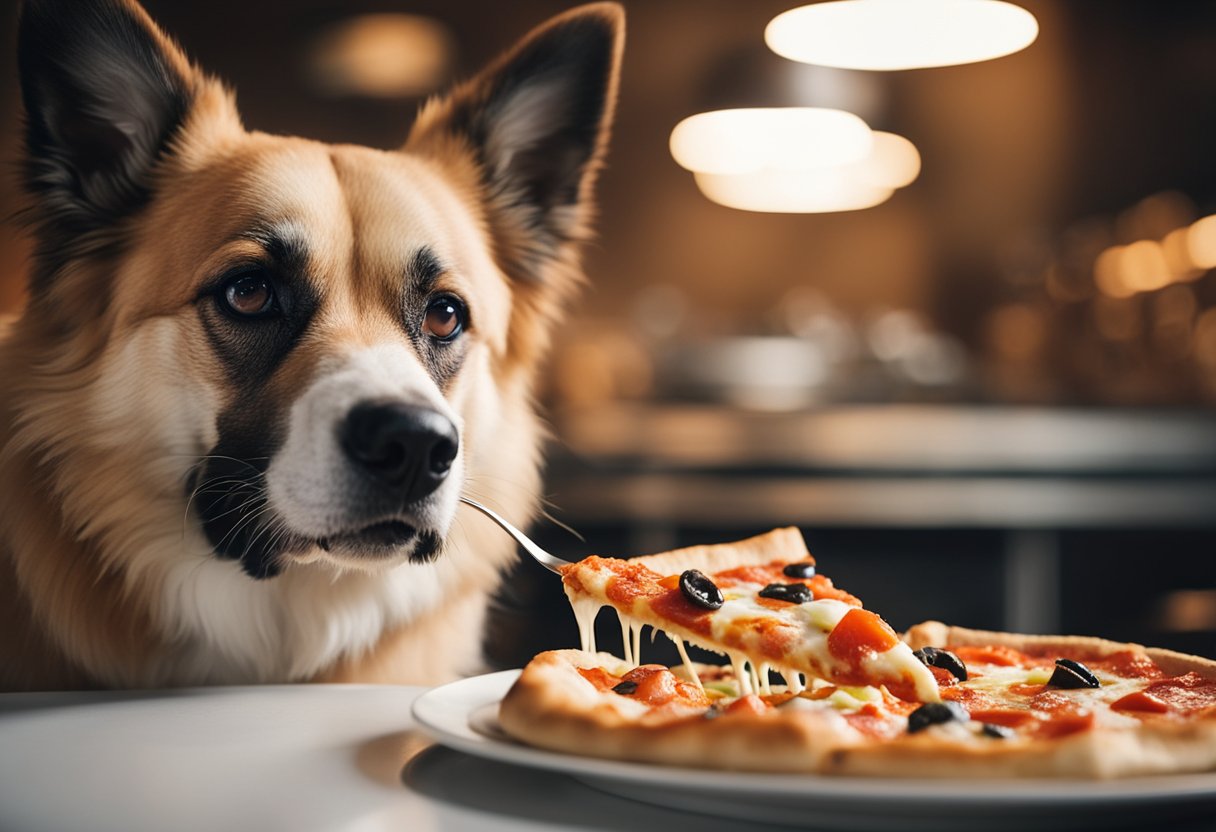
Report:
766,0,1038,71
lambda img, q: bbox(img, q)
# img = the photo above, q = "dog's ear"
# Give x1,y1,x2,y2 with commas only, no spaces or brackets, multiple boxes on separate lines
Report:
17,0,203,271
408,3,624,286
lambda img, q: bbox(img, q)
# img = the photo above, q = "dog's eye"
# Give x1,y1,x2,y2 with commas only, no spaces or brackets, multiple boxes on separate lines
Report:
221,273,276,318
423,296,466,341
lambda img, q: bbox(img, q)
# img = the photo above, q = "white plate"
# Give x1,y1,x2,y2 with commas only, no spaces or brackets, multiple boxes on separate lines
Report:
413,671,1216,831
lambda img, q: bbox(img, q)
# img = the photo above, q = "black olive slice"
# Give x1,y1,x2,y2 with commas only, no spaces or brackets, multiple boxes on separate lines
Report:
980,723,1015,739
782,562,816,579
907,701,969,733
679,569,724,610
1047,658,1100,689
612,680,638,695
758,583,814,604
912,646,969,682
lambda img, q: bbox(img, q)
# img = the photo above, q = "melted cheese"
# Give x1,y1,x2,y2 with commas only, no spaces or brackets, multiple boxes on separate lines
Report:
861,642,941,702
569,596,602,654
566,563,940,701
963,664,1152,730
619,615,635,665
728,652,753,695
667,634,705,693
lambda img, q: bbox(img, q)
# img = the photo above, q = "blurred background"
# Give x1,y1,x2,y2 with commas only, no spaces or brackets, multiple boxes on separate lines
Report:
2,0,1215,666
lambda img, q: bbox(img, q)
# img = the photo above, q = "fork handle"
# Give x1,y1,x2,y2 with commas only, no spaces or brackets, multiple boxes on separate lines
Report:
459,497,569,574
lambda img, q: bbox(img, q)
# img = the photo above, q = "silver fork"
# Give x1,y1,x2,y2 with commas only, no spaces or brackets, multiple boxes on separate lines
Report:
459,497,572,574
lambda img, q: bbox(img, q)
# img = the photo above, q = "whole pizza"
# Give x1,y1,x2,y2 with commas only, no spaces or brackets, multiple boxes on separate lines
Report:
498,528,1216,777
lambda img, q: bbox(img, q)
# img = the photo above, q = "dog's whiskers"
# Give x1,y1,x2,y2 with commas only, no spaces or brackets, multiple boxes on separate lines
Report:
188,480,269,524
212,495,276,552
242,509,297,562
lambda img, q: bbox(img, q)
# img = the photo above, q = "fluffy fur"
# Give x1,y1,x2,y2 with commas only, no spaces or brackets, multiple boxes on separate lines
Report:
0,0,623,690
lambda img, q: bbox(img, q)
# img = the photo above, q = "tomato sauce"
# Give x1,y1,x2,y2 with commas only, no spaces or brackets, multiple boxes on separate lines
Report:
950,644,1037,668
649,590,714,637
755,596,795,613
928,666,959,687
599,561,668,607
968,709,1040,729
725,694,768,716
578,664,710,708
807,575,862,605
1110,690,1170,714
713,564,789,588
710,562,861,606
577,666,621,692
942,684,994,709
1090,650,1166,681
1037,711,1096,739
754,617,799,661
843,704,904,741
1139,672,1216,715
559,564,585,594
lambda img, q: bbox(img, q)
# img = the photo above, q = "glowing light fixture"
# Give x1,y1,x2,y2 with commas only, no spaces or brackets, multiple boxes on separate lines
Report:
694,169,892,213
765,0,1039,71
670,108,873,175
676,123,919,214
858,131,921,189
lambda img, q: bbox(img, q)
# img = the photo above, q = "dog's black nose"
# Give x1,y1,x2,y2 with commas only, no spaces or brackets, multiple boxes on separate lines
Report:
341,401,459,502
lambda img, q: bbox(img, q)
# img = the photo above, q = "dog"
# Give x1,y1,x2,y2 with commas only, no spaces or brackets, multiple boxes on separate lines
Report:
0,0,623,690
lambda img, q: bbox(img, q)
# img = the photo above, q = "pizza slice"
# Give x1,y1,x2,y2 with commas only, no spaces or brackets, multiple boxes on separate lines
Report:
497,623,1216,777
558,527,940,703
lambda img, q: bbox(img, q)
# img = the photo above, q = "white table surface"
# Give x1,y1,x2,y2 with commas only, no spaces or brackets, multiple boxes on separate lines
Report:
0,685,782,832
5,684,1216,832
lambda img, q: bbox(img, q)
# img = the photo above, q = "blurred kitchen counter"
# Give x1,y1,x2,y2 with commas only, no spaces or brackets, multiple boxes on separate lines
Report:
547,404,1216,529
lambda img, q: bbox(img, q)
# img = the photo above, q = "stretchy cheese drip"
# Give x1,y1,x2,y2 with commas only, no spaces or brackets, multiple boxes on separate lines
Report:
632,622,644,664
619,614,635,665
570,597,602,654
776,667,805,695
668,634,705,693
757,662,773,696
730,653,753,695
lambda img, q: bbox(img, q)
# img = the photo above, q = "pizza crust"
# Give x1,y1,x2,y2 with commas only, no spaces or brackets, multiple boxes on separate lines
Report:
904,620,1216,678
627,527,810,576
499,625,1216,778
498,649,860,772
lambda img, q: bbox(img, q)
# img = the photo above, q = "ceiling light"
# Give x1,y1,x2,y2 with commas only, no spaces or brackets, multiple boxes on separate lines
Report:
679,126,918,213
693,168,893,213
765,0,1039,71
857,131,920,189
670,108,873,176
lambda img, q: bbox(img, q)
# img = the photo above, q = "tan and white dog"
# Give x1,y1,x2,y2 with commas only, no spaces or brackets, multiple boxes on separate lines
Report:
0,0,622,690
